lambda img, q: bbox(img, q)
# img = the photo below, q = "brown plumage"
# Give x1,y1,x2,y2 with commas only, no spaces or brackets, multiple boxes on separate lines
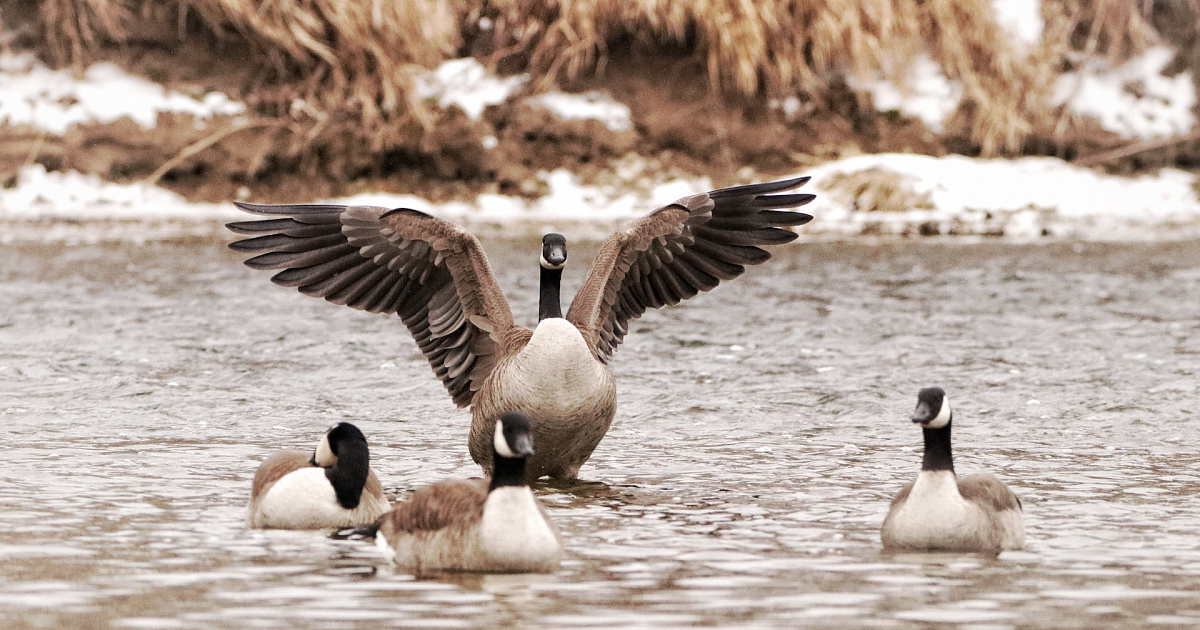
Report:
228,177,814,479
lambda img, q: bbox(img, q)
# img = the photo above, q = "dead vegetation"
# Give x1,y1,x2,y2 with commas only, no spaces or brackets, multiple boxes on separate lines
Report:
0,0,1196,200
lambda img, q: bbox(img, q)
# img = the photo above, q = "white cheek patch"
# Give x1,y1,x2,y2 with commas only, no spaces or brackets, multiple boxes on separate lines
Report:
314,434,336,466
539,254,564,270
494,421,517,458
927,398,952,429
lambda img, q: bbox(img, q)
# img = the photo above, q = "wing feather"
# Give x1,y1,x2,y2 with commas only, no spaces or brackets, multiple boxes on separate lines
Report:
566,177,813,362
227,203,519,407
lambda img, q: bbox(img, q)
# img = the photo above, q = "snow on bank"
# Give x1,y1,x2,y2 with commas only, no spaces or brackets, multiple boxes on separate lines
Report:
528,91,632,132
412,58,632,132
0,52,245,134
806,153,1200,239
413,58,528,120
1056,46,1195,139
4,154,1200,242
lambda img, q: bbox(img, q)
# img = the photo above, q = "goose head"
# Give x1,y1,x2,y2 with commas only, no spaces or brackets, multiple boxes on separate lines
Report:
911,387,951,429
494,411,536,459
311,422,369,467
540,233,567,270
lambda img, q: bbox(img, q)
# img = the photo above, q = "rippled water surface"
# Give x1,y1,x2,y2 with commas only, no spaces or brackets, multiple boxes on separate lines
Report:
3,234,1200,628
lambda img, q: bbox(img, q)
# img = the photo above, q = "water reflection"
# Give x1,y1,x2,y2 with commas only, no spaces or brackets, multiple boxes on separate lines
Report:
2,237,1200,627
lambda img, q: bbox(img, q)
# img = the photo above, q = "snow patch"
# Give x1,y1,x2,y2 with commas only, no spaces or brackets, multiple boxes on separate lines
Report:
848,55,961,132
3,155,1200,242
0,165,236,221
329,169,709,225
526,90,632,132
806,153,1200,238
0,52,245,135
1057,46,1195,139
413,58,528,120
992,0,1043,46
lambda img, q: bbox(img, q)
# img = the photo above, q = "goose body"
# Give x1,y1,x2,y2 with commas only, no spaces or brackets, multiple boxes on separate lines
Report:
248,423,390,529
470,317,616,479
881,388,1024,553
373,411,562,574
228,177,815,480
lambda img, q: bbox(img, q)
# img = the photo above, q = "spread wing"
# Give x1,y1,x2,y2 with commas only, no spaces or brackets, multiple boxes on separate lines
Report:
227,203,519,407
565,176,814,363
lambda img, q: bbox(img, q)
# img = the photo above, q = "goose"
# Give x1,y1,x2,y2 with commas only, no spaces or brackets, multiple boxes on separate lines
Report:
226,177,815,480
881,387,1025,553
247,422,390,529
370,411,562,574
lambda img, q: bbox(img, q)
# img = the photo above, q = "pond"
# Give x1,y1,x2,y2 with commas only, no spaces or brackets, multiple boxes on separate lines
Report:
2,233,1200,628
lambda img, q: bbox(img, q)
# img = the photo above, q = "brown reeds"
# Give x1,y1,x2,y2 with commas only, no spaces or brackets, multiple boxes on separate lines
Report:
37,0,469,145
22,0,1176,161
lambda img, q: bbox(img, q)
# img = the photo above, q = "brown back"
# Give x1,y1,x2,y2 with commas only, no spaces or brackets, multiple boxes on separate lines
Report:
377,478,488,534
958,473,1022,512
250,450,312,502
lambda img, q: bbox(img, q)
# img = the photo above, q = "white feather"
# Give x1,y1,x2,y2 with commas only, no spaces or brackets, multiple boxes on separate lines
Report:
251,468,386,529
375,530,396,561
313,434,335,466
479,486,562,568
494,420,516,458
926,396,952,429
514,318,610,414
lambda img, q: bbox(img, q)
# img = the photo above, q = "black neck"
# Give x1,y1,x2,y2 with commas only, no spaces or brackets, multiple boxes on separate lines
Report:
921,422,955,473
324,441,370,509
489,454,528,491
539,266,563,320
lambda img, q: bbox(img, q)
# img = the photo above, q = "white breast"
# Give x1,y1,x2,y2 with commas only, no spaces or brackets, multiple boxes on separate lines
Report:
251,468,386,529
478,487,562,571
509,318,611,413
882,470,976,550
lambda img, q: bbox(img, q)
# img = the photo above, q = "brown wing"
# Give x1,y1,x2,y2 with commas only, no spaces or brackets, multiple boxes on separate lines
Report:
958,473,1023,512
250,450,312,502
565,177,814,363
376,478,488,534
227,204,521,407
363,470,386,503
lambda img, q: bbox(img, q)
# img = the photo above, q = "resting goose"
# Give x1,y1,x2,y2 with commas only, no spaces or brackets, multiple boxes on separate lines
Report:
372,411,562,574
881,387,1025,553
227,177,814,479
247,422,390,529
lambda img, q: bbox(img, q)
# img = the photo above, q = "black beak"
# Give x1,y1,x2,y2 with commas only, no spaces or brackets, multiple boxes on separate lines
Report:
911,402,934,424
513,433,535,457
544,244,566,267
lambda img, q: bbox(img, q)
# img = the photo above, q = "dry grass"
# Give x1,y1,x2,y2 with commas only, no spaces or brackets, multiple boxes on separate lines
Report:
37,0,469,146
485,0,1163,155
23,0,1175,160
822,167,934,213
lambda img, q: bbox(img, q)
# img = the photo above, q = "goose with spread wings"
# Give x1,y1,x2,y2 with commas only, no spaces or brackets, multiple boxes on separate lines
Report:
226,177,815,480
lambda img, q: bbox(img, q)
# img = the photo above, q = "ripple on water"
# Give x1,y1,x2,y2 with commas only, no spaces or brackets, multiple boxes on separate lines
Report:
4,239,1200,628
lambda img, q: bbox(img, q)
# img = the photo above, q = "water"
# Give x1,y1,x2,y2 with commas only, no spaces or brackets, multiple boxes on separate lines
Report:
3,234,1200,628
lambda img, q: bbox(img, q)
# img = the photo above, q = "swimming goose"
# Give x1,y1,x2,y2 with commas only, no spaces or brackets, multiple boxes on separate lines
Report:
372,411,562,574
247,422,390,529
881,387,1025,553
227,177,814,480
